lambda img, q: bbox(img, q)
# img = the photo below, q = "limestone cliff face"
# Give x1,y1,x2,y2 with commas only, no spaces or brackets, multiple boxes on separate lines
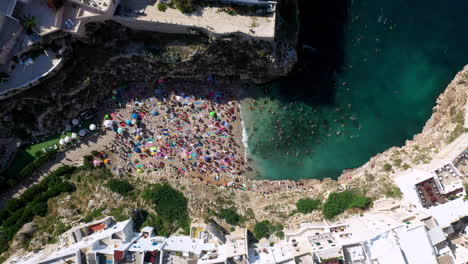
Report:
335,65,468,192
0,9,298,139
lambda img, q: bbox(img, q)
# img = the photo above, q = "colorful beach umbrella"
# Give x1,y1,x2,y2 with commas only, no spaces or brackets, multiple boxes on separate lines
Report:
72,119,79,125
89,124,97,131
117,127,124,134
131,113,139,119
103,120,113,128
104,114,111,120
126,120,132,126
79,129,87,137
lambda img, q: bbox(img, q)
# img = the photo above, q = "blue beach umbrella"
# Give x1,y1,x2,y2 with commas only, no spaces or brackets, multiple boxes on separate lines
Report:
126,120,132,126
151,110,158,116
131,113,139,119
134,147,141,153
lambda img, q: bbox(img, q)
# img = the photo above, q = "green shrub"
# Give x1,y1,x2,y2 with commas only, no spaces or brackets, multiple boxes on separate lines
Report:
254,220,271,239
218,208,241,225
4,198,24,214
158,3,168,11
383,163,392,172
82,155,94,169
276,231,285,239
253,220,283,240
30,201,48,217
296,198,321,214
173,0,198,13
385,185,402,198
322,190,371,219
105,179,134,196
142,183,189,235
4,150,57,190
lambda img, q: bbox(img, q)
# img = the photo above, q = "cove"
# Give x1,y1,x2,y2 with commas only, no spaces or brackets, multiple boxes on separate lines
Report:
241,0,468,180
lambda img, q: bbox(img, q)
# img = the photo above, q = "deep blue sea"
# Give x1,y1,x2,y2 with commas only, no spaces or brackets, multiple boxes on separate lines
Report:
242,0,468,180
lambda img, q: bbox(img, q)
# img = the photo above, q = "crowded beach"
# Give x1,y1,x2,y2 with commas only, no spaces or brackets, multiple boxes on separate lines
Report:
94,78,251,186
51,78,318,194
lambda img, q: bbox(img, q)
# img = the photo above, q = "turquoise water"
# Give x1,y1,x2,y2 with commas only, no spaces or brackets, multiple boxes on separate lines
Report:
243,0,468,180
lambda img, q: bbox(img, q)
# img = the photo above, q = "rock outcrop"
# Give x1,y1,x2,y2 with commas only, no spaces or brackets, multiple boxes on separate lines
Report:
0,17,298,139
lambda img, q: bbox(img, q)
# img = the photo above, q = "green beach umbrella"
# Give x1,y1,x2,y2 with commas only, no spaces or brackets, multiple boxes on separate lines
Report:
104,114,111,120
209,112,216,117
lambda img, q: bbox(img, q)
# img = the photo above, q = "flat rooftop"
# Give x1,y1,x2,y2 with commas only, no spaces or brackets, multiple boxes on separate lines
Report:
14,0,60,35
116,0,275,39
0,51,61,93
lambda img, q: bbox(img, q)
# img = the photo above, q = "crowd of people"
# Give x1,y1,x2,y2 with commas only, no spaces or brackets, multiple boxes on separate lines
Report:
100,79,247,183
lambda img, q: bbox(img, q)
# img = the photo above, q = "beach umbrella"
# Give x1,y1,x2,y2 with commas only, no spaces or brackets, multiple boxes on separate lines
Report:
59,139,65,145
104,114,111,120
142,148,148,153
72,119,79,125
137,169,143,173
209,112,216,117
64,136,71,143
104,159,110,164
65,124,72,131
131,119,137,125
103,120,113,128
136,142,142,146
151,110,158,116
131,113,139,119
71,132,78,139
224,121,230,127
135,135,141,140
126,120,132,126
134,147,141,153
150,147,157,152
117,127,124,134
79,129,87,137
89,124,97,131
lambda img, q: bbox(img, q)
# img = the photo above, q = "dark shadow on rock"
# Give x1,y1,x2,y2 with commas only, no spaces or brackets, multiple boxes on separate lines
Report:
276,0,349,105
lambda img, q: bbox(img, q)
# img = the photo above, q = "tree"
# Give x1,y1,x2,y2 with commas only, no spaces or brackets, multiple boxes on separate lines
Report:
296,198,321,214
254,220,271,239
172,0,198,13
322,190,371,219
22,16,38,33
219,208,241,225
158,3,168,12
105,179,134,196
142,183,189,234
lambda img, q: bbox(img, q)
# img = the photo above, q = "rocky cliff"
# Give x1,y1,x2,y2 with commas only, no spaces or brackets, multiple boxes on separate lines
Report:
0,3,299,139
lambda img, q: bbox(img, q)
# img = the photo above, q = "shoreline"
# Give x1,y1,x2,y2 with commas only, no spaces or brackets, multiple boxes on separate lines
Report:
238,103,249,163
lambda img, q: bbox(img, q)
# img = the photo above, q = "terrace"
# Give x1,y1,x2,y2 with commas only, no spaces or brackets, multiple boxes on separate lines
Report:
115,0,275,39
13,0,62,35
308,233,338,252
435,164,463,194
415,177,463,208
0,50,62,93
